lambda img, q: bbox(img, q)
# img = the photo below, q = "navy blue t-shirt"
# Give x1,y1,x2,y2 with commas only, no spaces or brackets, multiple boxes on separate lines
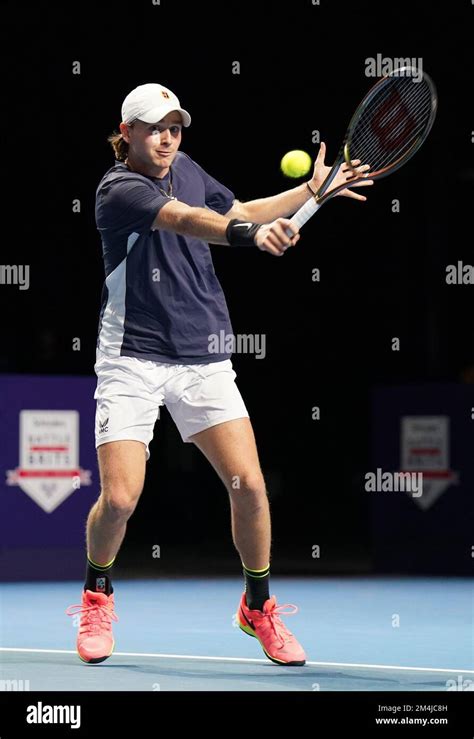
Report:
95,152,235,363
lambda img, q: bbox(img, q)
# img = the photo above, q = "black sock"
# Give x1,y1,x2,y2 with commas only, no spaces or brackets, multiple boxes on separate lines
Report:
84,554,115,596
242,562,270,611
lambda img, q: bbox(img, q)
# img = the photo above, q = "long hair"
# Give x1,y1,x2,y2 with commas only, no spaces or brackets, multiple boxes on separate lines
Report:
107,122,135,161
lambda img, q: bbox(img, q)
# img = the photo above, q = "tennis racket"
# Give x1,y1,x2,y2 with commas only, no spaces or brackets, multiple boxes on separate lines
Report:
286,66,437,236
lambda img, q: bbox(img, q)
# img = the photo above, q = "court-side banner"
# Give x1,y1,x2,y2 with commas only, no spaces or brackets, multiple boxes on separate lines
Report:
0,375,98,581
370,384,474,574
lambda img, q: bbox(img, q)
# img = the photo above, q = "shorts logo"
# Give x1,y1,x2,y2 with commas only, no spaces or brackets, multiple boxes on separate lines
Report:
98,417,109,434
96,577,106,592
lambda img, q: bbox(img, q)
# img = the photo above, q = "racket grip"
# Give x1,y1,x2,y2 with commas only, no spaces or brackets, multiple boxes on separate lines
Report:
285,198,321,237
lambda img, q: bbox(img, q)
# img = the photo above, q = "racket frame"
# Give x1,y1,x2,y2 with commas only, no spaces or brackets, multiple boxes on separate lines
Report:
301,65,437,209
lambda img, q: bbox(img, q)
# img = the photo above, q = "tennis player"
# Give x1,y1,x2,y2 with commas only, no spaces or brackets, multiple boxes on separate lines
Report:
66,83,372,666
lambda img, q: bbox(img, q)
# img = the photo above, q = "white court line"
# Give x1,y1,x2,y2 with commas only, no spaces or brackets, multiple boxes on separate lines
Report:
1,647,473,674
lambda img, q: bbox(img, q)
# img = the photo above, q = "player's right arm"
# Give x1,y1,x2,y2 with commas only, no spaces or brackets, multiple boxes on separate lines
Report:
152,199,300,256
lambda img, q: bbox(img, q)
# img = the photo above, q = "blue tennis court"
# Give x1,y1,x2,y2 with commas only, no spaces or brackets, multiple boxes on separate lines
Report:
1,576,472,691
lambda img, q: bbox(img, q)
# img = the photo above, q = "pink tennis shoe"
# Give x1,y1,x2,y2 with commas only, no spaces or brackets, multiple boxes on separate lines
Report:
237,592,306,665
66,588,305,666
66,589,118,664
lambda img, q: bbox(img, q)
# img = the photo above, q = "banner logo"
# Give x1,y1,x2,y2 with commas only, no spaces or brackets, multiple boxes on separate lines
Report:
6,410,92,513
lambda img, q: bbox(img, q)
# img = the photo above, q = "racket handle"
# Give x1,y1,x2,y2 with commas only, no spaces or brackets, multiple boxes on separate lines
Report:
285,198,321,237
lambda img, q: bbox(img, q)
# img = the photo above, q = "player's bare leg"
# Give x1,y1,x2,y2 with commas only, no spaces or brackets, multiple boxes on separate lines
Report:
190,417,306,665
190,417,271,570
66,440,146,663
87,440,147,565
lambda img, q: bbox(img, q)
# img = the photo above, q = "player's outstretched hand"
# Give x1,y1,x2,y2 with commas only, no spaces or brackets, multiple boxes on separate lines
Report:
309,141,374,201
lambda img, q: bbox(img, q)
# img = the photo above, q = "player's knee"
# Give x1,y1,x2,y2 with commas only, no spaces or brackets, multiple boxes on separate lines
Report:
230,472,268,511
99,485,142,520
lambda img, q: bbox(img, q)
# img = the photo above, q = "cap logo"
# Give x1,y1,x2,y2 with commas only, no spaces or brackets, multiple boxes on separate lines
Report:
161,91,170,99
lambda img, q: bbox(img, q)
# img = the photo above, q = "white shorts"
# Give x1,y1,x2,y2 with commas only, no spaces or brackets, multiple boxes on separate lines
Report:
93,348,249,459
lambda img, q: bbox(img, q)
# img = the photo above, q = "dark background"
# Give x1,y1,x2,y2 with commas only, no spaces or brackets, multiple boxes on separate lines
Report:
1,0,473,576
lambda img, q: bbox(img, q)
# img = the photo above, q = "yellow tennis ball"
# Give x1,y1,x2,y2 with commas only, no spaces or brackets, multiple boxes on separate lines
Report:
280,150,312,178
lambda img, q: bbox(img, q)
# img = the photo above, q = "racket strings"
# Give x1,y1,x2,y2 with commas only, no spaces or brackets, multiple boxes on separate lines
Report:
357,78,426,138
357,87,431,170
353,87,431,170
348,75,434,175
353,80,431,159
351,83,432,171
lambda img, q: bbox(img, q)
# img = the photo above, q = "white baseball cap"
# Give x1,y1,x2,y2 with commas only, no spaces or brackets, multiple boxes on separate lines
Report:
121,83,191,127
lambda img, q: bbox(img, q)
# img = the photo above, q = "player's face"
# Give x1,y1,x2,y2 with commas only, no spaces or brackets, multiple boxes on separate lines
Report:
124,112,183,175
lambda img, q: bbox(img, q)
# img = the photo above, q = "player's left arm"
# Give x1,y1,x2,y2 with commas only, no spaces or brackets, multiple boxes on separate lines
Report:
224,143,373,224
225,182,311,224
